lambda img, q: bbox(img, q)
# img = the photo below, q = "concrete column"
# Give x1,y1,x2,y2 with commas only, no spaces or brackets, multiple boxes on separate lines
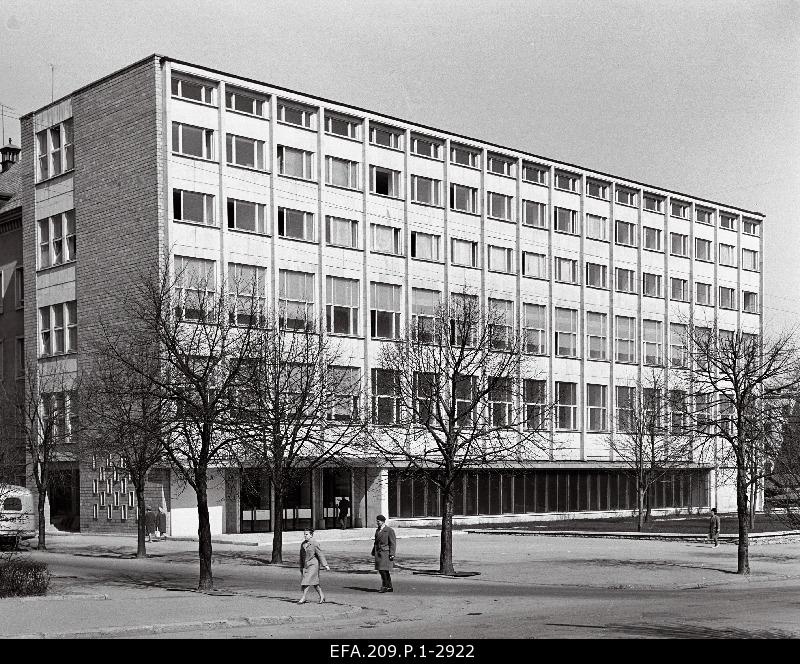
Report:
224,468,240,534
314,468,326,529
365,467,388,521
353,466,366,527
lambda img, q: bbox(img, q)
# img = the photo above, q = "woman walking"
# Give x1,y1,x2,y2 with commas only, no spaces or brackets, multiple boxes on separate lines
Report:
298,529,330,604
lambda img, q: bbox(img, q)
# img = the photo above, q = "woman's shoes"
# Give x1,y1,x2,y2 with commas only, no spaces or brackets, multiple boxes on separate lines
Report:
297,599,306,604
318,598,325,604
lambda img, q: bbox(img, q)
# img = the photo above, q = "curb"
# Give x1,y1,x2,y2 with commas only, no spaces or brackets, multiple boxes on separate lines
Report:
16,593,109,602
1,604,363,639
465,529,800,543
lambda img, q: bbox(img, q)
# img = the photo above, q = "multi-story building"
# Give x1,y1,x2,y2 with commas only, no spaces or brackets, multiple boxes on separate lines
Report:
18,55,763,535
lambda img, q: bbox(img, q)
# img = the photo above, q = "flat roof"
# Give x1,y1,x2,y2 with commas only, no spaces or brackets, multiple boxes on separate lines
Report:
24,53,765,218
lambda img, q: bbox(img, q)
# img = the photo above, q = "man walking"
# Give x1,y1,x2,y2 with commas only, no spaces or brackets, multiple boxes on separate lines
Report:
708,507,721,547
371,515,396,593
337,497,350,530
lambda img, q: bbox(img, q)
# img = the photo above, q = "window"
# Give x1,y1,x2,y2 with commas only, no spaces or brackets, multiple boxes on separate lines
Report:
743,291,759,313
487,192,513,221
229,199,268,234
325,113,361,139
643,319,663,365
522,251,547,279
615,315,636,363
554,257,578,284
14,267,23,308
617,189,638,207
372,369,400,425
325,216,358,248
586,180,609,200
171,75,215,104
696,282,712,306
277,100,315,128
643,273,662,298
370,282,401,339
172,122,214,159
326,156,360,189
175,256,215,321
328,366,361,422
554,207,578,234
695,238,712,261
38,210,76,268
523,303,546,354
450,144,479,168
670,323,688,367
411,175,441,206
488,299,513,351
586,263,607,289
670,389,688,432
615,267,636,294
39,301,78,355
554,307,578,357
410,134,441,159
643,195,662,212
616,386,636,431
411,231,440,261
696,208,713,225
278,269,315,330
326,276,359,335
225,88,266,116
586,214,607,241
720,214,737,231
522,162,548,185
523,200,547,228
487,154,514,176
371,166,401,197
719,286,737,310
277,145,314,179
743,219,760,236
370,123,403,149
174,190,215,226
228,263,266,327
450,183,478,213
453,374,477,425
36,119,74,180
450,293,479,347
277,207,313,241
451,238,478,267
587,384,608,431
488,246,514,274
670,232,688,257
742,249,759,271
412,288,439,343
643,227,662,251
670,277,688,302
488,377,513,425
226,134,265,169
615,220,636,246
586,312,607,360
670,201,689,219
555,382,578,430
554,171,580,193
719,243,736,267
524,379,546,429
371,223,402,255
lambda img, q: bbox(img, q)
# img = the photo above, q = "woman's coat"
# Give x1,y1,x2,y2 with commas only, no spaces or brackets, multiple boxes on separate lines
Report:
299,538,328,586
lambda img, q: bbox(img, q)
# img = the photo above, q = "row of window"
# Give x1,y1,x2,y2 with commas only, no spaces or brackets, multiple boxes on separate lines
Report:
39,301,78,357
35,119,74,181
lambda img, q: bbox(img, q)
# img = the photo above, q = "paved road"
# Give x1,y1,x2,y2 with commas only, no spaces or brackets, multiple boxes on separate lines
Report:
12,533,800,639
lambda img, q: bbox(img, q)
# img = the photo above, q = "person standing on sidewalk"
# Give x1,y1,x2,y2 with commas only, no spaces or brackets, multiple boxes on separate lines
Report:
371,515,396,593
145,506,156,543
299,529,330,604
708,508,721,547
337,497,350,530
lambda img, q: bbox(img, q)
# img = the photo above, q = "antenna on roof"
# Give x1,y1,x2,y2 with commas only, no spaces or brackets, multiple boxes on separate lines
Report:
50,63,55,102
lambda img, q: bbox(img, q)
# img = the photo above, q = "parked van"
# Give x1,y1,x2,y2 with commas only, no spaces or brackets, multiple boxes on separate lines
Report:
0,484,36,547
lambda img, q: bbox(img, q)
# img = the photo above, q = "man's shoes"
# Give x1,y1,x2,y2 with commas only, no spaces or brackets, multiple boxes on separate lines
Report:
379,587,387,593
385,588,394,592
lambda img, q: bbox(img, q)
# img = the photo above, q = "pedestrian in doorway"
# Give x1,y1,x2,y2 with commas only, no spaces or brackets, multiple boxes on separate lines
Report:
145,506,156,543
157,506,167,539
299,529,330,604
709,508,721,547
371,515,396,593
337,497,351,530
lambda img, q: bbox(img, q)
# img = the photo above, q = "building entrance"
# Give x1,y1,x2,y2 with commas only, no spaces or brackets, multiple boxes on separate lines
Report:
240,469,270,533
49,463,80,532
322,468,352,529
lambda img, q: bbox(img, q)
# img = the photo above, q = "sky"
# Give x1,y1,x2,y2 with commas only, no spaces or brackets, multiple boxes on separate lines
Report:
1,0,798,333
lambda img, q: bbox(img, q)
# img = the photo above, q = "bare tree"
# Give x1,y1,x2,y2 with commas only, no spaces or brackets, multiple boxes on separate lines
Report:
372,291,552,575
608,368,698,531
687,324,799,574
0,358,79,550
231,312,367,563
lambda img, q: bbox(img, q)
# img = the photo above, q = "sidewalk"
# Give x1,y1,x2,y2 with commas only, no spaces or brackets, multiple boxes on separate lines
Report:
169,526,447,546
465,528,800,544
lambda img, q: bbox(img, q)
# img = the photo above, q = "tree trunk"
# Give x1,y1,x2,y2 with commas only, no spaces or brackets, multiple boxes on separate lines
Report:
637,485,645,532
644,485,652,523
271,490,284,564
196,474,214,590
736,464,750,575
36,487,47,551
439,487,455,575
748,481,757,530
136,484,147,559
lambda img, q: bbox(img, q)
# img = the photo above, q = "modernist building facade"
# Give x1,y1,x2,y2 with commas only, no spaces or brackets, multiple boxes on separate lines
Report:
19,55,763,535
